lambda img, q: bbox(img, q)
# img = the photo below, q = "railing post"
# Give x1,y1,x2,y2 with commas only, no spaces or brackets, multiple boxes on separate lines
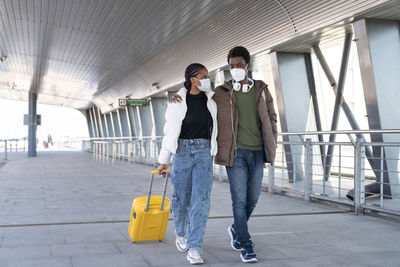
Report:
354,137,365,215
139,138,143,163
153,138,157,167
304,138,313,202
268,163,275,194
5,140,7,160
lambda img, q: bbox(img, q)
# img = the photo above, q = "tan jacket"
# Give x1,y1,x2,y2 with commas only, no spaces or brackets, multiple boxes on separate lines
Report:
213,80,277,166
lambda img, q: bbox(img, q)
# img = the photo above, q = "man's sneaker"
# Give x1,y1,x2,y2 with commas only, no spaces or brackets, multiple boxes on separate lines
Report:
187,248,204,265
240,244,257,263
227,225,242,251
175,235,188,252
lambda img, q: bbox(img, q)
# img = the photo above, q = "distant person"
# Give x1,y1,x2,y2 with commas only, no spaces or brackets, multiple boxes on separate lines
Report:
42,140,48,148
171,46,277,263
157,63,218,265
47,134,53,147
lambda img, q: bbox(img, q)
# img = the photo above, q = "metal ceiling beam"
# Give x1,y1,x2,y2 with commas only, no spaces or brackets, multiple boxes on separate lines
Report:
86,108,96,138
323,33,352,181
92,107,100,138
304,53,325,165
312,40,377,182
125,106,133,137
110,112,116,138
103,114,109,138
96,106,104,138
116,109,123,137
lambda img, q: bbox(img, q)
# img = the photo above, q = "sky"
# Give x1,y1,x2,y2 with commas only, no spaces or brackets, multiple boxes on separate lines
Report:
0,98,89,141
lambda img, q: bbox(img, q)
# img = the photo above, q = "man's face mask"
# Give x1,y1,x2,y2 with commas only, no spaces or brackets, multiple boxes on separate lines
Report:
230,64,248,82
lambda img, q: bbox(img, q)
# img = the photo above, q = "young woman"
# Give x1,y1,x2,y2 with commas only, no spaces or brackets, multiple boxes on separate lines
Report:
157,63,218,265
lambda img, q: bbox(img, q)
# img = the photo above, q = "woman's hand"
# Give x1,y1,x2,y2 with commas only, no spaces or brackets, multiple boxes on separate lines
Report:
157,164,168,175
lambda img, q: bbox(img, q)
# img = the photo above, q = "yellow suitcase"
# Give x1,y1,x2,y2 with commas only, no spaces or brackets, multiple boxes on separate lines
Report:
128,170,171,242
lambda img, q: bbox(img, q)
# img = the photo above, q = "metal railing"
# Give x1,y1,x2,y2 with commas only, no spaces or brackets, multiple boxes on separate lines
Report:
82,136,163,166
270,129,400,217
0,138,28,160
83,130,400,217
0,137,88,160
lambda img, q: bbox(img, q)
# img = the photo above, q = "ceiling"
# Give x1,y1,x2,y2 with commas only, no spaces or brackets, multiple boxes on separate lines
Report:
0,0,399,113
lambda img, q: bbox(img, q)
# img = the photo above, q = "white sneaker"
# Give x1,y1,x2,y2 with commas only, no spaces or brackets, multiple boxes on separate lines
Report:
187,248,204,265
176,235,188,252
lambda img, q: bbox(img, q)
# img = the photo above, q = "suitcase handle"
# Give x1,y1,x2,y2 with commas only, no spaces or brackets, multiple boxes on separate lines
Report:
146,170,170,212
151,169,170,175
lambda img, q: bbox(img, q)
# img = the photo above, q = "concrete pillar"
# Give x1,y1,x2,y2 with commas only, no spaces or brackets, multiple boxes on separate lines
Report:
270,52,316,182
28,92,37,157
354,18,400,196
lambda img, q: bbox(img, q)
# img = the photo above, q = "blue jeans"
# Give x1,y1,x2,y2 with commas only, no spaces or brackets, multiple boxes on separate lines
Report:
226,148,264,249
171,139,213,249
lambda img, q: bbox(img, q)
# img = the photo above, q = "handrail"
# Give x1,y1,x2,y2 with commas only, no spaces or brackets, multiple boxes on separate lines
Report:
279,129,400,135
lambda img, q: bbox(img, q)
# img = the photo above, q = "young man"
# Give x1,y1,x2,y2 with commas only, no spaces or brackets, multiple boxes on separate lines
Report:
213,46,277,263
171,46,277,263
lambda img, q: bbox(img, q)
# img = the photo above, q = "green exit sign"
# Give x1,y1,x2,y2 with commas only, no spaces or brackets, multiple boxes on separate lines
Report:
119,99,148,106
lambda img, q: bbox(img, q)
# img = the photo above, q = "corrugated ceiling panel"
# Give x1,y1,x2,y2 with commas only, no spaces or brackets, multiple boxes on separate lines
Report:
0,0,398,112
101,0,384,110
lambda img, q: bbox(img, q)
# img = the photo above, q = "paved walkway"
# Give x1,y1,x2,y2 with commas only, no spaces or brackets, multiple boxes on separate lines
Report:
0,152,399,267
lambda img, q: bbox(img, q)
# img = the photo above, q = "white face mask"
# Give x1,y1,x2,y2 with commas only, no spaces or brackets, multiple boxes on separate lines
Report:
230,64,248,82
197,78,212,92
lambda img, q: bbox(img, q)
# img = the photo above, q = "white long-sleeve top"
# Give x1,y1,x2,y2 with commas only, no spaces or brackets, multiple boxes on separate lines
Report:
158,88,218,164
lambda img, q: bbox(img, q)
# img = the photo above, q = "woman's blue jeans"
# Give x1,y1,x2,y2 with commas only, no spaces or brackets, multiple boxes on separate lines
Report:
171,139,213,249
226,148,264,249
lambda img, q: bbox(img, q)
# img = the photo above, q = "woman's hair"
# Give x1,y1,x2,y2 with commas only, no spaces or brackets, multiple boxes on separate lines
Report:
184,63,206,89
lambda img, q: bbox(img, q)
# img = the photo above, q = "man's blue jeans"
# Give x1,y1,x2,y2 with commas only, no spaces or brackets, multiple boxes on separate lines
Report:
226,148,264,249
171,139,213,249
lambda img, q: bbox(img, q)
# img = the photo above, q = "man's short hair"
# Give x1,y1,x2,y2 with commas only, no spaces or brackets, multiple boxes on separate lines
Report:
227,46,250,64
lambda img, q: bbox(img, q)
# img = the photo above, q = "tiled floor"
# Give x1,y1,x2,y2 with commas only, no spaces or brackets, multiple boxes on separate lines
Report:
0,151,399,266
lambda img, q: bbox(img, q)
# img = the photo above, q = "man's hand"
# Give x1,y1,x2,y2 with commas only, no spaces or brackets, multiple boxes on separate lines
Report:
157,164,168,175
169,93,183,103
